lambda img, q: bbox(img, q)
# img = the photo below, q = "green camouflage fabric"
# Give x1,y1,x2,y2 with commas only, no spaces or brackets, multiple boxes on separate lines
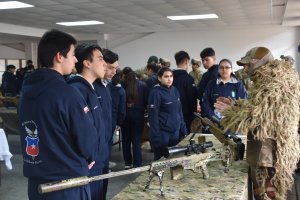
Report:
234,69,252,91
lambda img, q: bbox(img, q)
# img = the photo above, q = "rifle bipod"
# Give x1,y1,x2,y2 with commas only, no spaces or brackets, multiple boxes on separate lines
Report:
144,170,165,196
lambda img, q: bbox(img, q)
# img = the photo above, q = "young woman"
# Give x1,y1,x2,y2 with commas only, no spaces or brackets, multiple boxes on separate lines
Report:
148,67,187,160
202,58,247,120
121,70,148,168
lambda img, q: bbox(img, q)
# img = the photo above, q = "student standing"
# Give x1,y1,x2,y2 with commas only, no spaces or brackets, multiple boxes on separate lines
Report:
202,59,247,120
93,49,119,199
172,50,196,135
197,48,219,109
1,64,18,96
121,70,148,168
67,43,107,200
148,67,187,160
19,29,98,200
111,70,126,137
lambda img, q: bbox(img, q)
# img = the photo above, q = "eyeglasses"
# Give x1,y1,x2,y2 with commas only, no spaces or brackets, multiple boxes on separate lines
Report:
219,66,231,70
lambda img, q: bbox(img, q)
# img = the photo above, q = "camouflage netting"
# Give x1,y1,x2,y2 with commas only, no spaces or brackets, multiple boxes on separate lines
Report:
221,59,300,199
135,67,148,81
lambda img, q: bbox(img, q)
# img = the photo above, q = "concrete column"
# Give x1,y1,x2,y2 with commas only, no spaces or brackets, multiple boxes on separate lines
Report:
104,33,109,49
24,42,38,67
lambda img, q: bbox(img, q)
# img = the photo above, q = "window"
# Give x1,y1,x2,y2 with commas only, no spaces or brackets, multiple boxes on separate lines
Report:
7,59,20,69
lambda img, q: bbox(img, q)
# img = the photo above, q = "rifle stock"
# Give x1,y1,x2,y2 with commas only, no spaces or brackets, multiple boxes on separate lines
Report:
193,113,245,164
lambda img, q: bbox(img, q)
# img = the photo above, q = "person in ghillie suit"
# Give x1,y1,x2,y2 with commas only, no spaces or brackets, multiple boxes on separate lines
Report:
214,47,300,200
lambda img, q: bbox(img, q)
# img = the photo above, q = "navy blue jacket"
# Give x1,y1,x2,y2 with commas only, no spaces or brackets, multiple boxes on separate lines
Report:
148,85,187,148
146,74,158,91
93,79,112,143
110,83,126,131
172,69,197,130
197,64,219,105
19,68,97,181
202,77,248,119
1,71,18,96
93,79,113,169
67,75,106,170
124,80,149,120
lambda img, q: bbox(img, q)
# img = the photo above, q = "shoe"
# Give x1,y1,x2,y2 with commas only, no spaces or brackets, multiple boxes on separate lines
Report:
109,161,116,168
124,165,132,169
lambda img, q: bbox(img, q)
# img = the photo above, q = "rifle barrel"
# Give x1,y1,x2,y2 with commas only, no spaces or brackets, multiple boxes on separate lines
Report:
39,166,150,194
39,152,215,194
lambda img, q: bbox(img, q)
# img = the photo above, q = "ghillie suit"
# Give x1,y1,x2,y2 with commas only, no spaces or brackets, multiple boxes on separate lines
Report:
234,68,252,91
135,67,148,82
221,59,300,199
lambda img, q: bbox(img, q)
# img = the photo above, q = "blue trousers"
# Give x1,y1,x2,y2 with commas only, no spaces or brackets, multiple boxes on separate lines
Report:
101,141,112,200
121,110,144,167
89,169,103,200
102,164,109,200
28,179,91,200
153,130,179,161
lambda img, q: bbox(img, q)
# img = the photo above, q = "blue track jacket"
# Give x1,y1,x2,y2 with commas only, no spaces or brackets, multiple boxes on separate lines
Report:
197,64,219,105
110,83,126,131
148,85,187,148
67,75,106,170
202,76,248,119
19,68,97,181
146,74,158,91
172,69,197,132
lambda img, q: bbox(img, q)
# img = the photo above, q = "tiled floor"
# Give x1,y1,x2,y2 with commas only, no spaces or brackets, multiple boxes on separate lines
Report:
1,134,299,200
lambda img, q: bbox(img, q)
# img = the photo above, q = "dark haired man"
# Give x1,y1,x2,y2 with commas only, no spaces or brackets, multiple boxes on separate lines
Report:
1,64,17,96
93,48,119,199
172,50,196,136
197,47,219,109
16,59,33,91
102,49,119,80
19,29,98,200
67,43,107,200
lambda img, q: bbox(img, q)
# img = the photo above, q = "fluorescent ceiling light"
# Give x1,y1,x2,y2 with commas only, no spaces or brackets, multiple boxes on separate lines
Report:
56,21,104,26
0,1,34,9
167,14,218,20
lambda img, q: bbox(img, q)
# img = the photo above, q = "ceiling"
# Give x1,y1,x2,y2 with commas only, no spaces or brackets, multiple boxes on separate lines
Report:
0,0,299,47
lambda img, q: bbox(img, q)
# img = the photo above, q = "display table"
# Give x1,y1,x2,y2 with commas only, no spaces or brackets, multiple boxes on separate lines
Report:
0,107,19,135
112,134,249,200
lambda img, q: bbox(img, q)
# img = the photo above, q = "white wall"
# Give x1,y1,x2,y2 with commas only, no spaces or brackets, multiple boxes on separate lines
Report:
0,44,25,59
113,26,300,73
0,25,299,73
